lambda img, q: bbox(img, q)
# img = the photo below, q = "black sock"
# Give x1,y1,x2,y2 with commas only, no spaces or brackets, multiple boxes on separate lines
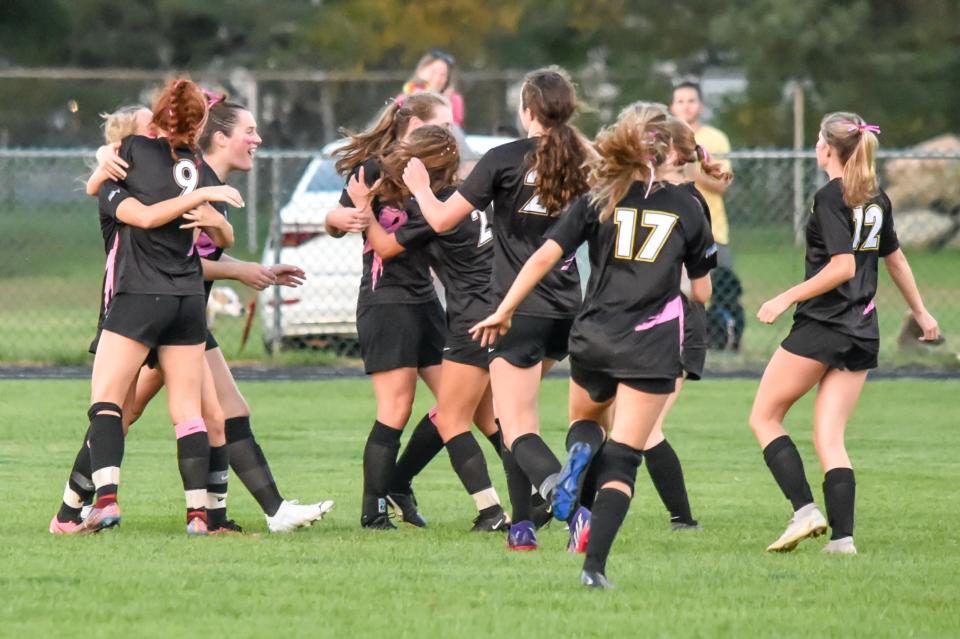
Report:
57,429,94,523
762,435,814,511
363,421,402,516
176,424,210,522
207,445,229,529
583,488,632,575
390,411,444,494
226,416,284,517
88,410,124,503
645,439,695,524
502,446,532,523
511,433,562,499
579,443,604,510
486,430,504,459
446,432,500,513
823,467,856,540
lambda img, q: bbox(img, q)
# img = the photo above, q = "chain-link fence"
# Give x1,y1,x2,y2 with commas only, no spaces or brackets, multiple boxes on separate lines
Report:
2,147,959,371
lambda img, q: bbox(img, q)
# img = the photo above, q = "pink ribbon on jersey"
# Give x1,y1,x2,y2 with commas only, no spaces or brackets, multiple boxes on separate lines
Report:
103,234,120,309
559,254,577,272
363,205,408,290
863,299,876,315
635,295,686,347
189,231,219,258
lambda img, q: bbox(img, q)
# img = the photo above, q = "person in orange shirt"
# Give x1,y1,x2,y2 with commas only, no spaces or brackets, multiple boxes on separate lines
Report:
671,82,734,267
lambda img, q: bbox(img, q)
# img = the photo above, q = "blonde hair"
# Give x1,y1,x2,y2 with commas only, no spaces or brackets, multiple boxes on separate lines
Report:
589,102,670,223
100,105,147,144
821,111,879,207
664,116,732,183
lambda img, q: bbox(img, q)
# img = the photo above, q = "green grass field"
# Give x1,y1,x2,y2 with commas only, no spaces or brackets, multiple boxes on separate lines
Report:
1,378,957,638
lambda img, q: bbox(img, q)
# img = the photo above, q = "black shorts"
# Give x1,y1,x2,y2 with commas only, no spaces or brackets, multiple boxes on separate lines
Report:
781,319,879,372
443,335,489,370
682,298,707,381
488,315,574,369
101,293,207,350
205,330,219,351
357,300,445,374
570,360,676,403
88,328,159,368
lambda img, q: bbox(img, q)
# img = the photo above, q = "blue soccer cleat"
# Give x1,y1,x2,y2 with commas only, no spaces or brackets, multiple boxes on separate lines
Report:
552,442,593,522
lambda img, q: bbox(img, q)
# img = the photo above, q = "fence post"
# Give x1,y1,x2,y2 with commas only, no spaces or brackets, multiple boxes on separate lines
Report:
792,82,805,245
239,73,260,253
270,155,284,354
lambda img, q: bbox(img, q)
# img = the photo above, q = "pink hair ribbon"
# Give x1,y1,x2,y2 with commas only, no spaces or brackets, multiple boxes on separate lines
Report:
201,88,223,108
848,122,881,135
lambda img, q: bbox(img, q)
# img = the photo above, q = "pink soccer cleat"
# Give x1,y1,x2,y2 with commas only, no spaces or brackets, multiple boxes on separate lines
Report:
49,515,83,535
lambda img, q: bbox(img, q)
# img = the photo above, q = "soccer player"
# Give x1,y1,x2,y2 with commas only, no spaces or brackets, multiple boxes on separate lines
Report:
473,102,714,588
64,78,237,534
749,113,939,555
327,92,453,529
402,67,592,550
357,125,509,531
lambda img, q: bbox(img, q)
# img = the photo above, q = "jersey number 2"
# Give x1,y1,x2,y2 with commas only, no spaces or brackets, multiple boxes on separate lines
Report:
519,170,548,215
174,159,199,196
613,209,678,262
471,209,493,247
852,204,882,251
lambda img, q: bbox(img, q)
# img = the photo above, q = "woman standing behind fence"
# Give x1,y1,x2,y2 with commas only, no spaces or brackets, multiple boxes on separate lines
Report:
401,50,465,128
326,92,454,529
749,112,939,555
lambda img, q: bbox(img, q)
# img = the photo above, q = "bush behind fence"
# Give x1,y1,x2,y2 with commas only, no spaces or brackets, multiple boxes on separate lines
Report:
1,148,958,371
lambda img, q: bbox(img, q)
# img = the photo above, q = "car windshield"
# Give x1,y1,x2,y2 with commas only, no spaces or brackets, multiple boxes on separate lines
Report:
307,159,344,192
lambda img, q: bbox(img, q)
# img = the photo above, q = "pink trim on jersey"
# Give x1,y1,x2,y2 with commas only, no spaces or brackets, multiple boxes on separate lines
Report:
103,233,120,309
635,295,685,346
863,299,876,316
190,231,219,258
559,255,577,272
363,206,408,290
175,418,207,439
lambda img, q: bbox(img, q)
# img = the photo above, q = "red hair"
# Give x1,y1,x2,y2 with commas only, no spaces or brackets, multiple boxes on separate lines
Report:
151,77,207,160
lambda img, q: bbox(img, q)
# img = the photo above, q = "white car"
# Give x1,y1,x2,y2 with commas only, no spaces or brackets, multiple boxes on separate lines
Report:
259,135,513,352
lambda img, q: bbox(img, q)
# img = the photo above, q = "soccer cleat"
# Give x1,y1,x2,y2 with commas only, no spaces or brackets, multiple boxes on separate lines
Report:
507,520,537,551
80,503,93,522
532,499,553,530
386,491,427,528
267,499,334,533
552,442,594,523
567,507,591,554
670,518,702,531
580,570,614,590
209,519,245,535
49,515,83,535
186,516,209,536
470,507,510,533
766,503,828,552
81,501,121,533
822,536,858,555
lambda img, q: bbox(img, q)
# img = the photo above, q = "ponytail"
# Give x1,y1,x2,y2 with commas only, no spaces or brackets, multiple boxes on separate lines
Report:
151,77,207,161
664,116,732,185
820,112,880,208
334,92,449,175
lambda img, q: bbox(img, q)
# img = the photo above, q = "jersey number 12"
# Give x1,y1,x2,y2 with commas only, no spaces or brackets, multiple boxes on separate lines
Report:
852,204,882,251
613,208,678,262
471,209,493,247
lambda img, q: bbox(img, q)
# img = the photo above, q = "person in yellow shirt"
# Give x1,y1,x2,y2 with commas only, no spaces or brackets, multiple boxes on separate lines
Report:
671,82,734,266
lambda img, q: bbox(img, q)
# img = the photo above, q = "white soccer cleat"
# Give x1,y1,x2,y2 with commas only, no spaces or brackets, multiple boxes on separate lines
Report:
266,499,334,533
822,536,858,555
766,503,828,552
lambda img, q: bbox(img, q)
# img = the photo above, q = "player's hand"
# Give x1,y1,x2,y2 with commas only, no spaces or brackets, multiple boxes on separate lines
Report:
402,157,430,195
237,262,278,291
757,294,791,325
270,264,306,288
347,166,381,211
179,204,226,230
197,185,245,208
96,142,128,181
914,309,942,343
469,309,513,348
326,207,369,234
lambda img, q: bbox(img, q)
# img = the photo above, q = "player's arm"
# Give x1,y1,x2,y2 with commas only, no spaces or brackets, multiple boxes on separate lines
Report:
115,185,244,230
470,240,564,347
365,217,405,259
689,276,712,304
403,158,475,232
757,254,855,324
86,143,128,196
180,204,235,249
883,248,940,341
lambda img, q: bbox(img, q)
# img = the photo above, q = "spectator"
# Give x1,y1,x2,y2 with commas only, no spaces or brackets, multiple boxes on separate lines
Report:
671,81,734,266
401,49,465,128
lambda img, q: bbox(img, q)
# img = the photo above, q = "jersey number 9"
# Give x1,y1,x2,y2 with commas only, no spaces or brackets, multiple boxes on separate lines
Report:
174,159,199,196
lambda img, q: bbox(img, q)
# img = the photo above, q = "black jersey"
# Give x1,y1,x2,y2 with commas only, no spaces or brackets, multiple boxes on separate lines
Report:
394,189,494,339
95,180,134,338
793,179,899,339
547,182,715,379
458,137,582,319
112,135,205,296
340,160,437,306
681,182,719,273
193,163,228,301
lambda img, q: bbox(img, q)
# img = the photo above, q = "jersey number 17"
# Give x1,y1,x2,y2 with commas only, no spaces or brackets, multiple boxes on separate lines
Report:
613,208,678,262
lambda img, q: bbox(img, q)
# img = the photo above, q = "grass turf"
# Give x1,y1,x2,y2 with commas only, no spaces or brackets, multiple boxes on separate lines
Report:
0,378,957,638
